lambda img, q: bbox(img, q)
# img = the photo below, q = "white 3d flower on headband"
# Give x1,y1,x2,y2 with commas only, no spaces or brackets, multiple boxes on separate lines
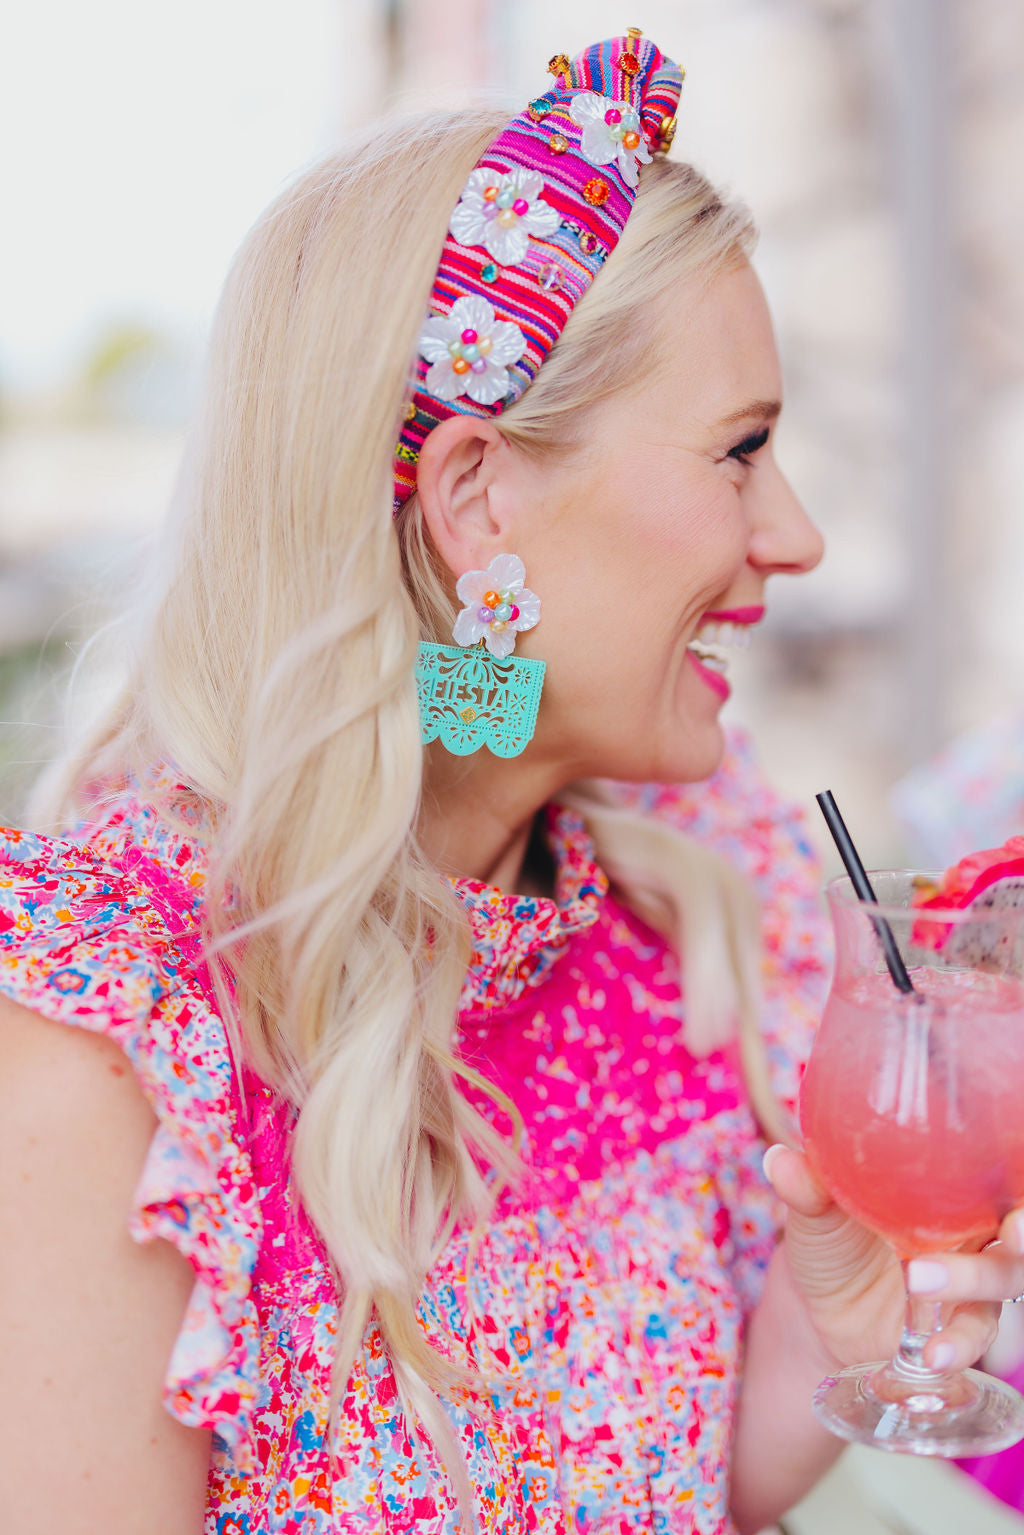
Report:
449,168,562,266
452,553,540,660
419,296,526,406
568,92,653,189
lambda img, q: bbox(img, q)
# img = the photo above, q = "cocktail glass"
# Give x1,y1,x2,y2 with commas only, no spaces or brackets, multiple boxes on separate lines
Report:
800,870,1024,1455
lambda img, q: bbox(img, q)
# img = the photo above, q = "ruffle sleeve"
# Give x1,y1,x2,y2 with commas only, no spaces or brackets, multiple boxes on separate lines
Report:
0,826,263,1474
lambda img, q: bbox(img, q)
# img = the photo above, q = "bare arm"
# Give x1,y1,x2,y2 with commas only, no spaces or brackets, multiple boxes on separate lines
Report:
0,994,212,1535
729,1245,846,1533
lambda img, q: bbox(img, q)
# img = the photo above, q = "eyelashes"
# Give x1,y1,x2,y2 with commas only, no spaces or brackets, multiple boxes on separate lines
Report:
726,426,770,464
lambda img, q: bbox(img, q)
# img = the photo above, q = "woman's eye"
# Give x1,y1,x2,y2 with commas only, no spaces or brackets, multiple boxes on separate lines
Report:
726,426,770,464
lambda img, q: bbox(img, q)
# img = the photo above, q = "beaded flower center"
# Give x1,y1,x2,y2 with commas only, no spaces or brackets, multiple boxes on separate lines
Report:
482,182,533,231
477,587,522,634
603,105,642,149
448,325,496,377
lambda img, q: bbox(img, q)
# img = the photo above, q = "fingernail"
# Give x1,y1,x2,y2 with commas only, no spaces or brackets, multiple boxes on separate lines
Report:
907,1259,949,1295
762,1144,785,1182
930,1341,956,1371
1007,1215,1024,1256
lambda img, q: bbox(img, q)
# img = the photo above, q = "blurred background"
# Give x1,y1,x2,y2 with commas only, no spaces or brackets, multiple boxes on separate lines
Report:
4,6,1024,1528
3,0,1024,874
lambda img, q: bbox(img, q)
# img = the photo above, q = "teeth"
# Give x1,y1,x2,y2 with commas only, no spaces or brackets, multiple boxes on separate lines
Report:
691,620,754,651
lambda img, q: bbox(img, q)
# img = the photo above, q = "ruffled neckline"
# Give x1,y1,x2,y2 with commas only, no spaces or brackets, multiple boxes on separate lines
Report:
451,804,608,1013
82,765,609,1014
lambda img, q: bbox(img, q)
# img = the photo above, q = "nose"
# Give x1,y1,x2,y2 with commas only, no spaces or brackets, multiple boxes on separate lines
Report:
747,460,824,576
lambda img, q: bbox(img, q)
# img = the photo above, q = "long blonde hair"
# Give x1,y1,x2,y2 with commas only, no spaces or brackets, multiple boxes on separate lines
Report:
32,108,782,1477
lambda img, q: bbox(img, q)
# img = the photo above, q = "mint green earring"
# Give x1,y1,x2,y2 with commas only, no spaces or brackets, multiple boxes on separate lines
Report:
415,552,545,758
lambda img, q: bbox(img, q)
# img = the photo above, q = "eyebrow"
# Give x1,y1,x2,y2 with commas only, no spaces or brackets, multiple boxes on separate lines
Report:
718,399,782,427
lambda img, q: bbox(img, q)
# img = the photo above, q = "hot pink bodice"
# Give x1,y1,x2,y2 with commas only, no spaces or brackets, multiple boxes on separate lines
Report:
0,733,828,1533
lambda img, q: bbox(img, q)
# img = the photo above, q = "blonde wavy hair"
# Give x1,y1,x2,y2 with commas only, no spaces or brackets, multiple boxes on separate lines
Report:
33,108,784,1487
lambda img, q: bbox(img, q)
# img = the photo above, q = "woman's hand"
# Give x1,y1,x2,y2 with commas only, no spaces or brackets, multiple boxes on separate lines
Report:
763,1142,1009,1375
731,1143,1016,1534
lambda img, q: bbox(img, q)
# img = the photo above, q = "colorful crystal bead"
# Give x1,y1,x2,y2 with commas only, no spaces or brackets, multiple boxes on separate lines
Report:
478,605,494,622
479,336,493,354
578,231,601,255
483,185,499,202
490,619,508,633
537,264,560,291
583,178,610,206
483,590,500,609
470,358,487,373
512,198,529,216
496,188,515,209
527,99,551,122
604,108,622,124
494,602,512,621
496,208,518,228
461,328,478,344
480,262,498,283
452,357,470,375
509,604,520,621
623,130,641,150
548,133,568,154
619,51,640,75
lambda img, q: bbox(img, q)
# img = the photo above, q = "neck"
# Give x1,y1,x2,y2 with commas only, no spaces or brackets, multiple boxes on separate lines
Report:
418,743,570,894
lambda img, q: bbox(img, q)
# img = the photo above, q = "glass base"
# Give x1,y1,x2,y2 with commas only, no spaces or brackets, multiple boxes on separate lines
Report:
813,1361,1024,1456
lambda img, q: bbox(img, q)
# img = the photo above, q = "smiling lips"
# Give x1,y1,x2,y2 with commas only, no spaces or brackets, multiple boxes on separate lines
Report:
685,605,765,701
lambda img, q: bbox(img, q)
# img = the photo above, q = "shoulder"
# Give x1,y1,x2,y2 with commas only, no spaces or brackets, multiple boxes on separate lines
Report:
0,992,212,1530
0,987,161,1186
0,819,265,1474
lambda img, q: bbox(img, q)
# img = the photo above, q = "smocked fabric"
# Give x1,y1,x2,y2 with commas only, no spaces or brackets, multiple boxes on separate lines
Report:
0,733,829,1533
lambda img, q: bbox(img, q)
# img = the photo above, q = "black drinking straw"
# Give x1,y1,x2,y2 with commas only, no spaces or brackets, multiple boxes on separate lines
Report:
816,789,916,995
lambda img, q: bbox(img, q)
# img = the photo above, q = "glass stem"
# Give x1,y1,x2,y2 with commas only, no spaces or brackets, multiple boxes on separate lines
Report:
895,1259,945,1381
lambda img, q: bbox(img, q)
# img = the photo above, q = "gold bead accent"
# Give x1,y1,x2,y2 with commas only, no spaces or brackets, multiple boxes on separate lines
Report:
403,400,416,421
548,132,569,154
627,26,643,38
655,113,678,154
547,53,570,79
459,707,477,723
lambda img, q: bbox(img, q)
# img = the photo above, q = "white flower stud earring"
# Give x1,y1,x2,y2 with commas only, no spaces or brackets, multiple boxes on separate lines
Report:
415,553,545,758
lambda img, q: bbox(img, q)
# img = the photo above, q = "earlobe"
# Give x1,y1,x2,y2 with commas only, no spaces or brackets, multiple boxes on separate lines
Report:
415,416,511,578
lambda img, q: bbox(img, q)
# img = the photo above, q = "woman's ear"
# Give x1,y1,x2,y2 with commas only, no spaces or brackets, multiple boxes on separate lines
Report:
415,414,519,579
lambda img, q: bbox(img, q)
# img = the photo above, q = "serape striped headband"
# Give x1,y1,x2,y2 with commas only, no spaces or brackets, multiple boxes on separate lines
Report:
393,30,684,511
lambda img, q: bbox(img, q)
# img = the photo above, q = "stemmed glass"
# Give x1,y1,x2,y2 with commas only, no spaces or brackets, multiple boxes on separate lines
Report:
799,871,1024,1455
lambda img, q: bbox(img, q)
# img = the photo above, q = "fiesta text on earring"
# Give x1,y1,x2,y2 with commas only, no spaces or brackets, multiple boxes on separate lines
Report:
415,553,545,758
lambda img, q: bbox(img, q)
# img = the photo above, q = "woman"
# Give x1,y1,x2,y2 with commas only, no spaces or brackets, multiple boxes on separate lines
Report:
1,31,1020,1535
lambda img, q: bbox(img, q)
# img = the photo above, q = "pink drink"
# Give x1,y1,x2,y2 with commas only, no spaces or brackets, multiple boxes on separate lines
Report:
800,968,1024,1255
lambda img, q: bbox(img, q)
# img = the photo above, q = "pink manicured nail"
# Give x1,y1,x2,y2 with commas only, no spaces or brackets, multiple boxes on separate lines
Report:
907,1259,949,1295
930,1341,955,1371
762,1144,785,1182
1006,1215,1024,1256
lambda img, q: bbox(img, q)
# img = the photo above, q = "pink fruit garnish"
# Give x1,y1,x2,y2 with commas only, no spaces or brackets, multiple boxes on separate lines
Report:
911,836,1024,952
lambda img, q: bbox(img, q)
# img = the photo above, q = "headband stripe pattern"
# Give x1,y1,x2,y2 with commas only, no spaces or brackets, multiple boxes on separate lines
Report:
393,32,683,510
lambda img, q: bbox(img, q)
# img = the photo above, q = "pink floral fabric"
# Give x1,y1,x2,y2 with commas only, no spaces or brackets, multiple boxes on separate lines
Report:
0,733,829,1533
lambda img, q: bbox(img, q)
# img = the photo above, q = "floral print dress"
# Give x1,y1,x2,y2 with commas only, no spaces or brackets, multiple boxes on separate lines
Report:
0,732,828,1534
